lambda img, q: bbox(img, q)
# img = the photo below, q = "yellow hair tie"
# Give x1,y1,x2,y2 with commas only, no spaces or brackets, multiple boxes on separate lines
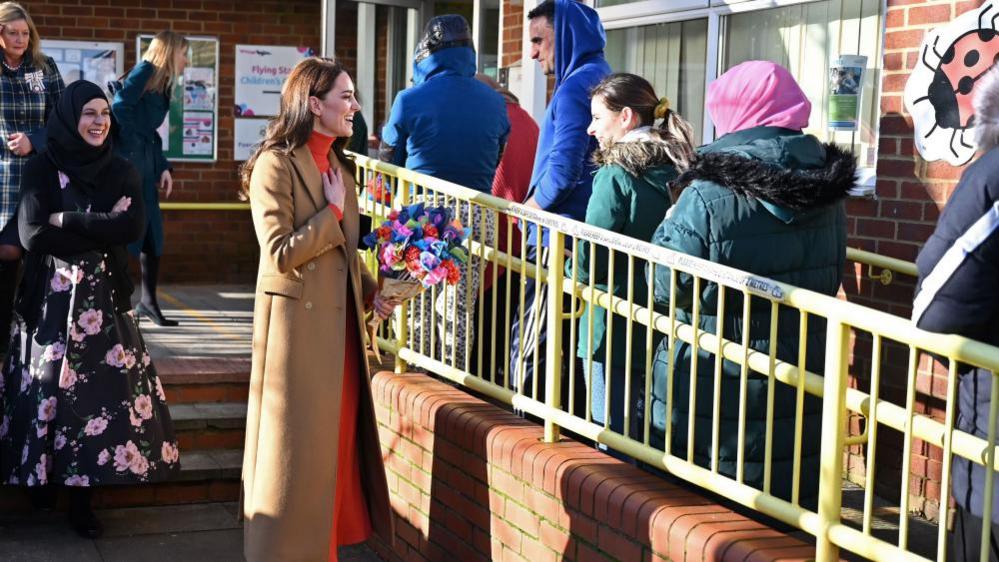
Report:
654,97,671,119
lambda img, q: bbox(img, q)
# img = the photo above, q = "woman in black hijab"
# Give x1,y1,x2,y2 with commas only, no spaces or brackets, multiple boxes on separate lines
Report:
0,81,180,538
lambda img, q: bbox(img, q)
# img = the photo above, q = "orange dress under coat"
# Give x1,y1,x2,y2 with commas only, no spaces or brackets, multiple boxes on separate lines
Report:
306,131,374,561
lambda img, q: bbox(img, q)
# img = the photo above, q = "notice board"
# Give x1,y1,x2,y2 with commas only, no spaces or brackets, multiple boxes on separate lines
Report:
136,34,219,162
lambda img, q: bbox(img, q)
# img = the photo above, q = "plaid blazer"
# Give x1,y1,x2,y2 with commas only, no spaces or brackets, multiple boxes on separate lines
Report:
0,55,64,231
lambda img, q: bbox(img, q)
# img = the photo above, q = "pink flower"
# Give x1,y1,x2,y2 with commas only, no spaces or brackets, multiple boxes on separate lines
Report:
58,363,78,390
129,408,142,428
113,441,141,473
142,353,152,368
64,475,90,487
37,397,56,422
54,433,66,450
84,417,108,436
77,309,103,335
50,273,70,293
97,450,110,466
161,441,179,464
105,344,127,368
69,325,85,343
134,395,153,420
380,244,402,267
41,342,66,363
34,455,48,485
129,453,149,475
154,377,166,402
36,424,47,437
424,265,448,287
123,351,136,370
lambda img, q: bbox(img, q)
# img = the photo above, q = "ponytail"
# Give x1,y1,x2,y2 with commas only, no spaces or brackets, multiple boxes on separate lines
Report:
653,100,695,173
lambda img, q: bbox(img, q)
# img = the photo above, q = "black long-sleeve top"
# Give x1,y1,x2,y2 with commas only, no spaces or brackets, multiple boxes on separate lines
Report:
16,152,145,326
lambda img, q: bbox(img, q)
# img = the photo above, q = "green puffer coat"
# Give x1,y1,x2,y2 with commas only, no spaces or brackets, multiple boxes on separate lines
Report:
566,131,677,372
648,126,855,508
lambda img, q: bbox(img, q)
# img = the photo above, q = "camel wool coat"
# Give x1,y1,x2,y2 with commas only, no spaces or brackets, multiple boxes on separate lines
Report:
241,144,392,561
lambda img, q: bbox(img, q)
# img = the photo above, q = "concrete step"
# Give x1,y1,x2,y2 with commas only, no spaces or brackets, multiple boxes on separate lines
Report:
0,450,243,511
171,402,247,451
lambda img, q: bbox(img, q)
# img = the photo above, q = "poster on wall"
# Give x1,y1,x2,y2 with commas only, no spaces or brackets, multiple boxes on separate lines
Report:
41,40,124,96
233,45,313,161
904,3,999,166
234,45,313,117
137,34,219,162
234,118,269,161
828,55,867,131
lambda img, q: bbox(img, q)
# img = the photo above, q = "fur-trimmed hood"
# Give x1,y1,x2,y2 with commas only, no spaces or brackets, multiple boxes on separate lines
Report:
671,133,856,214
593,130,682,177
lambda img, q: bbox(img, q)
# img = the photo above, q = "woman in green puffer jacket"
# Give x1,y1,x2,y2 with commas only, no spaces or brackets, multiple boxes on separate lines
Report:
567,73,695,446
648,61,856,508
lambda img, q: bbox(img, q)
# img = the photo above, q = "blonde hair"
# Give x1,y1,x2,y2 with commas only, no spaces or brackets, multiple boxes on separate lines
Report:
140,31,189,96
0,2,49,72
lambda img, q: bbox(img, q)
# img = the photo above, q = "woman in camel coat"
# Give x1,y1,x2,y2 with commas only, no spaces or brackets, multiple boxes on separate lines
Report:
240,57,396,562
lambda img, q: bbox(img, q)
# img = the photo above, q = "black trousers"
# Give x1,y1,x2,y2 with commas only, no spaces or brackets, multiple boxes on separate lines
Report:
952,505,999,562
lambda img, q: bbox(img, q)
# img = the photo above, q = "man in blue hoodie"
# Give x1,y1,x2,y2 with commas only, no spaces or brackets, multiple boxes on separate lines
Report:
381,15,510,371
510,0,611,399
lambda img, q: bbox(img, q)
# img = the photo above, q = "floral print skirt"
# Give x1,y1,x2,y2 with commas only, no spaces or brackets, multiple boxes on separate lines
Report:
0,252,180,487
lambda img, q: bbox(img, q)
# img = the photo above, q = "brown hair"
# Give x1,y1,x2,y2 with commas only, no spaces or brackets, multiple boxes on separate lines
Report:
0,2,50,72
140,31,189,96
239,57,355,199
590,72,696,172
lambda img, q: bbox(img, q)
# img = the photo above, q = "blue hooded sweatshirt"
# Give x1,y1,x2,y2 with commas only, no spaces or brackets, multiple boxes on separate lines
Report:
381,46,510,193
526,0,611,245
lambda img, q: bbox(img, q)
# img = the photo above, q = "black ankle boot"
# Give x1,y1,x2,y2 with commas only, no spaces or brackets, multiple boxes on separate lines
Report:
29,485,57,511
138,252,178,327
68,487,102,539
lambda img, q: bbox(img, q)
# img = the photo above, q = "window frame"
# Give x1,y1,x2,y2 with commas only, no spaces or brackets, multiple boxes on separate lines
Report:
595,0,883,191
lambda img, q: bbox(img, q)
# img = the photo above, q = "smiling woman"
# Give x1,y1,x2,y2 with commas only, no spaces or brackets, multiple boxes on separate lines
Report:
0,80,178,541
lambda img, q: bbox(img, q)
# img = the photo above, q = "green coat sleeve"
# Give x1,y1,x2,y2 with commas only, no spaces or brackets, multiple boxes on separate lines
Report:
648,184,711,311
566,167,627,285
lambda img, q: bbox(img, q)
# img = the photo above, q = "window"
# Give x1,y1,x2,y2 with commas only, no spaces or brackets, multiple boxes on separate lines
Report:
606,19,708,144
724,0,882,169
600,0,883,180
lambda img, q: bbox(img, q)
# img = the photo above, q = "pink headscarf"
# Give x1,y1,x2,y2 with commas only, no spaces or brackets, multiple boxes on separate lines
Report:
706,61,812,138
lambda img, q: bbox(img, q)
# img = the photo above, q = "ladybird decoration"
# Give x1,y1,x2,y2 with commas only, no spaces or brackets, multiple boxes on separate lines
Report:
904,3,999,166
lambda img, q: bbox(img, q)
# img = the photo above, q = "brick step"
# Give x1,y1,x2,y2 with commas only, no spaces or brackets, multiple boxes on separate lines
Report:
156,357,251,404
171,402,247,451
0,449,244,512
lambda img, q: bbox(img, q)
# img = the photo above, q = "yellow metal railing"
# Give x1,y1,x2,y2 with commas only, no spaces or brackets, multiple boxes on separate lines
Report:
350,153,998,561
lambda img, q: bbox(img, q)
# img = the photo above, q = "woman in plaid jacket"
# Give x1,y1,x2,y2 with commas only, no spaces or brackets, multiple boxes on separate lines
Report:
0,2,64,355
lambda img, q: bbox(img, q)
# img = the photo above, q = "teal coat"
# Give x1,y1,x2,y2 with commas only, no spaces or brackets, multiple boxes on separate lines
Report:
112,61,171,256
566,134,677,372
648,126,855,508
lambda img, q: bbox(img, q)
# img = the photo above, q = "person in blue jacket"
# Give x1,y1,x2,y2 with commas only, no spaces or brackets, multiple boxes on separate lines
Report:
380,15,509,370
914,66,999,562
510,0,611,399
379,14,509,192
112,30,188,327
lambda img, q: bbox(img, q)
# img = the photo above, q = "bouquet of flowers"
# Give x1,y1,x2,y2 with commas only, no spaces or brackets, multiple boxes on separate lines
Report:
361,202,471,358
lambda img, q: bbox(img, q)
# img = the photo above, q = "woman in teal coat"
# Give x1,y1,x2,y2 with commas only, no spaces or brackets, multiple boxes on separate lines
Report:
112,31,188,326
567,73,695,444
648,61,856,508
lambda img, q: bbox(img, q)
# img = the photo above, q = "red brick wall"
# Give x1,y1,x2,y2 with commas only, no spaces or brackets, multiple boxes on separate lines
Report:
502,0,524,68
28,0,326,283
840,0,987,522
368,371,815,562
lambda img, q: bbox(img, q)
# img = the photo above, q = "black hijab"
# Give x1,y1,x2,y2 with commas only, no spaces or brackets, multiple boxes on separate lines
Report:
45,80,114,191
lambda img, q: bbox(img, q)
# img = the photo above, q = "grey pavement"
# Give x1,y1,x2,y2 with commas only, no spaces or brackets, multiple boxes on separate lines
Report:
0,503,384,562
134,284,254,359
